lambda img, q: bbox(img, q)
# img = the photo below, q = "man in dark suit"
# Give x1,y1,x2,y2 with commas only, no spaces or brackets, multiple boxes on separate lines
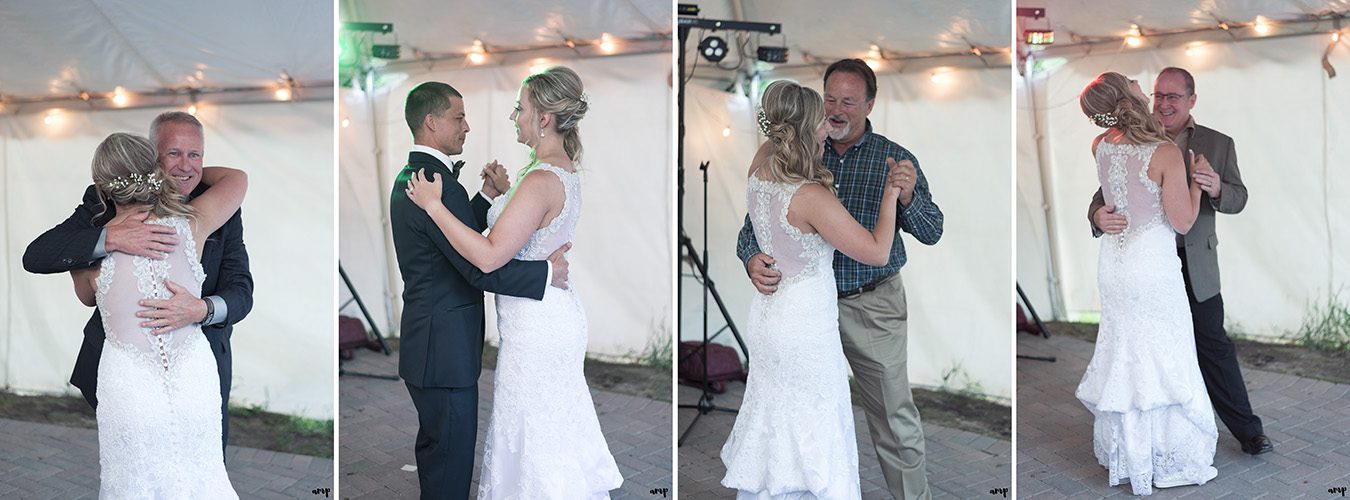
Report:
390,81,570,500
22,111,253,454
1089,67,1270,455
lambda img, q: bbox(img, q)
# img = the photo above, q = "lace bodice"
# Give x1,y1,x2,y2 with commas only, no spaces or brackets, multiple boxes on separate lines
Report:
94,215,206,373
1095,141,1169,251
746,174,834,288
487,163,580,261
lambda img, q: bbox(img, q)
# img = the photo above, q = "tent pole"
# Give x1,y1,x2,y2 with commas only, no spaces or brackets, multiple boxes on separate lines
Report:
1025,57,1067,320
368,69,403,336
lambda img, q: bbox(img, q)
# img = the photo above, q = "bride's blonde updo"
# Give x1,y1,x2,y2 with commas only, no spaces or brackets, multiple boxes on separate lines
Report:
91,133,195,219
523,66,588,163
1080,72,1171,145
758,80,834,189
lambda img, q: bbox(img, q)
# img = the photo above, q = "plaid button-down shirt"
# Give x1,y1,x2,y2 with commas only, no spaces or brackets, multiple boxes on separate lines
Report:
737,120,944,292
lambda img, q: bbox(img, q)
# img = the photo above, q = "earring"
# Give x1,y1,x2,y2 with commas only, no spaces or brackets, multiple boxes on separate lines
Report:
540,131,545,138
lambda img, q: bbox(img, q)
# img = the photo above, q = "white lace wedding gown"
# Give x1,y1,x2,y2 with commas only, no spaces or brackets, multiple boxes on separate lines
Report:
477,164,623,499
1076,141,1218,496
721,173,860,499
93,215,236,499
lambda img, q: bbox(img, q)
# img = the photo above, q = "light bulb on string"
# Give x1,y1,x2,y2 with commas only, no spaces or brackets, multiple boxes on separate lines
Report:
341,117,351,128
1253,17,1271,35
598,33,617,54
722,126,731,137
469,39,487,64
1125,24,1143,48
111,86,129,107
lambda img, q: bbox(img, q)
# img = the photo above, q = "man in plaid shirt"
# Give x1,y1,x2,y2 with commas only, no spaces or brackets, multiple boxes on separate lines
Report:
736,59,942,500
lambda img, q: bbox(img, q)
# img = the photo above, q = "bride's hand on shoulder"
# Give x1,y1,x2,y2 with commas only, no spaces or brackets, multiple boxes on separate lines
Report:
406,169,446,213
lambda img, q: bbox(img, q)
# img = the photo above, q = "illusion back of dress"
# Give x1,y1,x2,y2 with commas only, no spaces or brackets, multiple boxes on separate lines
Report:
745,174,834,286
1096,141,1168,248
95,215,206,369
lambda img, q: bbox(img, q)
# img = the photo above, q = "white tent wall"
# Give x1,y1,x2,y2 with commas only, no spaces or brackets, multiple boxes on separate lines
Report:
1017,34,1350,338
1,101,335,420
1016,73,1057,319
339,52,674,360
680,66,1013,401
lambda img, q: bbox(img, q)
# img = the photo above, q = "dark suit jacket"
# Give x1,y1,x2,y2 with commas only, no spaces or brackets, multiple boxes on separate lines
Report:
22,183,254,404
390,151,547,389
1089,123,1248,302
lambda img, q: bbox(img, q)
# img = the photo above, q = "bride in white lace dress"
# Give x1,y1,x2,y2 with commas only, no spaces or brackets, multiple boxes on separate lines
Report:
720,80,903,499
405,66,622,499
1075,72,1218,496
69,133,246,498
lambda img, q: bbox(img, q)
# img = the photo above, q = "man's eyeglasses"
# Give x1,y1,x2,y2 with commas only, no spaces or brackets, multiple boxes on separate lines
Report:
1152,92,1190,104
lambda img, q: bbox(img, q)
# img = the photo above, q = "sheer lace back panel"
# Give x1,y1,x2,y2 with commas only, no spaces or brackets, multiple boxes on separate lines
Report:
1096,141,1168,248
94,215,207,371
746,173,834,287
487,163,581,260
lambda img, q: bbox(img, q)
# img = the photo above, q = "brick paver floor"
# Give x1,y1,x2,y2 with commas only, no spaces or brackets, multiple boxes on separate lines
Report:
1017,331,1350,498
339,348,673,498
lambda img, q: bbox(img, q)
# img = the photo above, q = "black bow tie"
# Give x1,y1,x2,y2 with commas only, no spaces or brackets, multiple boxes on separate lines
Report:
450,160,465,179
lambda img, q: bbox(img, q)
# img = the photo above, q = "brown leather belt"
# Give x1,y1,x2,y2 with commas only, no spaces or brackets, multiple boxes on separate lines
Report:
838,273,896,299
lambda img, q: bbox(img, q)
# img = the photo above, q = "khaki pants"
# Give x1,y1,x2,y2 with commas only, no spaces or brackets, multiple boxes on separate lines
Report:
838,273,930,500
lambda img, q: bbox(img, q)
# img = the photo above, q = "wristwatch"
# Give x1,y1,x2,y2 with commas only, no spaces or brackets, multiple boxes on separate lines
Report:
201,297,215,325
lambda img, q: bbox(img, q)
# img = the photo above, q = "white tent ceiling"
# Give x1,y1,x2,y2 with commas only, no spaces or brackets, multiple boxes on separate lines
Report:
339,0,672,80
1024,0,1350,36
684,0,1012,82
0,0,333,113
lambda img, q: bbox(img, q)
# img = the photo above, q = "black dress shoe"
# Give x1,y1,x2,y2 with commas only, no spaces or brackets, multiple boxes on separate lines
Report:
1241,434,1273,455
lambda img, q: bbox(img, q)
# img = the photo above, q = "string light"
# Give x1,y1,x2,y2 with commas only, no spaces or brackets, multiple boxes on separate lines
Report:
43,109,61,126
1125,24,1144,48
341,117,351,128
1334,31,1342,43
275,71,295,101
111,86,129,107
468,39,487,64
598,33,617,54
930,69,951,85
722,125,731,137
1253,16,1271,35
1184,43,1202,57
865,44,883,70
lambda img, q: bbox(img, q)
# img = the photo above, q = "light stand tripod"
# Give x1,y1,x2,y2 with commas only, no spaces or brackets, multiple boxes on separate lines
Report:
338,263,400,380
1016,282,1055,362
675,5,781,446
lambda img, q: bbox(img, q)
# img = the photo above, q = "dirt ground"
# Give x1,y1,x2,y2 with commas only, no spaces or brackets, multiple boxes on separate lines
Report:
1033,321,1350,385
0,390,333,458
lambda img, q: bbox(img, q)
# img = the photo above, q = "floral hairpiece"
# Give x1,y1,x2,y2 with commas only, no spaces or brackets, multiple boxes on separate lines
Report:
755,107,772,135
1090,113,1120,128
105,172,162,191
579,92,590,104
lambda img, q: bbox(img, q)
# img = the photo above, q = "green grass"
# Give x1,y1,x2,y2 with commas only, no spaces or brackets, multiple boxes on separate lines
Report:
638,326,673,372
1292,290,1350,352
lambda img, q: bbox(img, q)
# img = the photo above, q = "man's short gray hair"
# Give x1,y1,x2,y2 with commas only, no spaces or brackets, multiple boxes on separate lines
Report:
149,111,204,146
